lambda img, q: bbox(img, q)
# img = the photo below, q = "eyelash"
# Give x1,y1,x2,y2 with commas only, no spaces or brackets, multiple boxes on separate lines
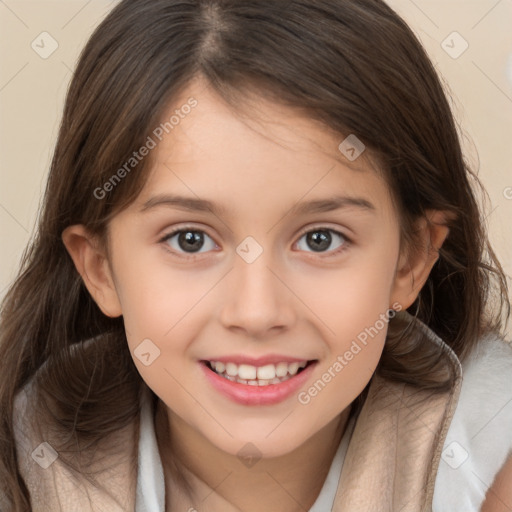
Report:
158,225,352,260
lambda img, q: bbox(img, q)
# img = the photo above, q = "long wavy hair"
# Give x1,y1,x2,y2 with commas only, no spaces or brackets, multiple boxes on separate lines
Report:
1,0,509,509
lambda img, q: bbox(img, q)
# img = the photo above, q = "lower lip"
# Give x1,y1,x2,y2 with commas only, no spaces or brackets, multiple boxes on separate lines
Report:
200,361,317,406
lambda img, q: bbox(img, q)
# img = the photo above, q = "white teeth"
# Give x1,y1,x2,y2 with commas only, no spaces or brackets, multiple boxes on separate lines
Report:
257,364,276,380
208,360,310,386
288,362,299,375
275,362,288,377
238,364,257,380
226,362,238,377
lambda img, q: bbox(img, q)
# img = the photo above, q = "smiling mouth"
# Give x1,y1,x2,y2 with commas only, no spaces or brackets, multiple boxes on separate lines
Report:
202,360,316,386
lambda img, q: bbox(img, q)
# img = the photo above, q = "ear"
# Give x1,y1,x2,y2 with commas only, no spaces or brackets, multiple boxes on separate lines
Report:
390,210,451,310
61,225,122,318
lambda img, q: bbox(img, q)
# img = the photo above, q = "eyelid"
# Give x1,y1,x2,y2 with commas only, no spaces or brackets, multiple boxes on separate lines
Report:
295,224,352,242
158,223,216,242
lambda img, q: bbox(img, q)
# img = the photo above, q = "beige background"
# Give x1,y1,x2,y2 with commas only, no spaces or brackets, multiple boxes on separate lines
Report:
1,0,511,338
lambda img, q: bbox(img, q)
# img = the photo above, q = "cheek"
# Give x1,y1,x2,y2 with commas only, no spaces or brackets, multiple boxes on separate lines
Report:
113,246,212,340
112,250,217,391
294,237,398,414
296,289,390,432
300,236,399,337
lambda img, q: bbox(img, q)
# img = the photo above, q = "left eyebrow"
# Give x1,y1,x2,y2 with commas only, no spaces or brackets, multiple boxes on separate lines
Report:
289,195,376,215
139,193,376,216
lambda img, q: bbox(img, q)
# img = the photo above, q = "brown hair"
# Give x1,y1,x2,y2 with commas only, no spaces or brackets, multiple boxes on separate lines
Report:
1,0,509,509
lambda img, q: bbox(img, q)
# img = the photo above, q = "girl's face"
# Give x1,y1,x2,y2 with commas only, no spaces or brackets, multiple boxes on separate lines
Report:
96,79,421,457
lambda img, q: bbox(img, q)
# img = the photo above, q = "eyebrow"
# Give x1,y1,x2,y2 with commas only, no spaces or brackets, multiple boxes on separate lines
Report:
139,193,376,216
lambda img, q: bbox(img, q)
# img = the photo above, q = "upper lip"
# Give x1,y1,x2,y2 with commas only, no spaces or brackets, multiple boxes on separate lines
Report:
201,354,315,366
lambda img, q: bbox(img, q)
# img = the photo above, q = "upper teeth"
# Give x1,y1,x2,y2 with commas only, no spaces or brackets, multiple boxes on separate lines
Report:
211,361,307,380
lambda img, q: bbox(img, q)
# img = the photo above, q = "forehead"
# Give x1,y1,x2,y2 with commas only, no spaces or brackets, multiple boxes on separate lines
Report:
132,79,394,218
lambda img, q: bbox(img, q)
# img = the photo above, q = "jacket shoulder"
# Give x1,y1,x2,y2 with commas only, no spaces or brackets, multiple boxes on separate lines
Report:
13,378,139,511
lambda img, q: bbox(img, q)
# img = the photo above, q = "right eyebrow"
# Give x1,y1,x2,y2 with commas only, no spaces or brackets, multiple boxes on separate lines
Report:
140,194,227,216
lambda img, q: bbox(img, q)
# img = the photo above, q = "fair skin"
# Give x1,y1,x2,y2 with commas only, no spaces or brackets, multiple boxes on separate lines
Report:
481,454,512,512
62,78,452,511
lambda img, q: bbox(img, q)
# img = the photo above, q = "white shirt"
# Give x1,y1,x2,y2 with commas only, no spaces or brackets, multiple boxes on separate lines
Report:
432,333,512,511
135,391,357,512
135,334,512,512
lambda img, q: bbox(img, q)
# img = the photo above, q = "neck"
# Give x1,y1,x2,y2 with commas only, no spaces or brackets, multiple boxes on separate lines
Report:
155,401,352,512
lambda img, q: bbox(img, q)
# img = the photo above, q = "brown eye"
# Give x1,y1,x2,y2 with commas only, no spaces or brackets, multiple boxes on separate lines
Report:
296,229,349,254
161,228,217,254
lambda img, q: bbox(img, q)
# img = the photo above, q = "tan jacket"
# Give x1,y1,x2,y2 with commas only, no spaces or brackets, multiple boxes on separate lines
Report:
13,316,462,512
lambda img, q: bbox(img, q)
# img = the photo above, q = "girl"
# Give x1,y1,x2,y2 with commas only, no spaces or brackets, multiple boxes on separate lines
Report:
1,1,511,511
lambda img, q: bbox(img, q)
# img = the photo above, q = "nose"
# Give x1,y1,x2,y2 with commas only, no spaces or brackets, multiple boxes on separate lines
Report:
219,250,297,339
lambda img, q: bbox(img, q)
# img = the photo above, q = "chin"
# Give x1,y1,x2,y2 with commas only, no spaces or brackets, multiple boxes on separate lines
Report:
206,428,307,460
